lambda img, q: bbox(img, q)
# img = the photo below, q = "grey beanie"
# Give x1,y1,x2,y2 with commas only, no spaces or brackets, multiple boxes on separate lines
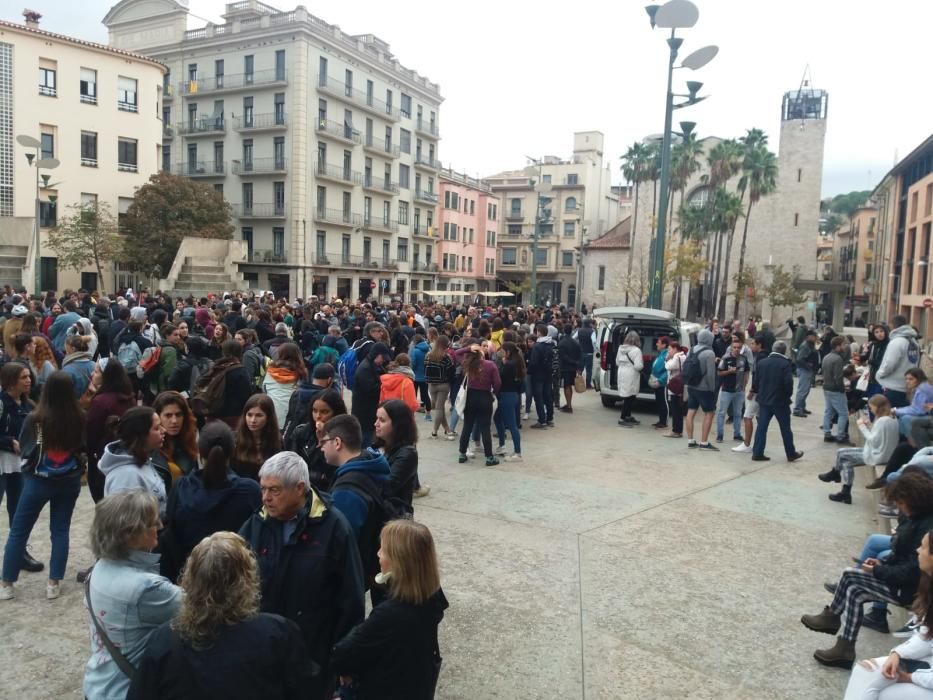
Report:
698,329,714,346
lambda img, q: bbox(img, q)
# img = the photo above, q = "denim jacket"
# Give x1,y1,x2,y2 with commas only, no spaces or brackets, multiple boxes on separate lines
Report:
83,551,182,700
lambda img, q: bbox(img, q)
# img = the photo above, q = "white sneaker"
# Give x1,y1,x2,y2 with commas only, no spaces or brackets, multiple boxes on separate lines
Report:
445,432,457,441
522,412,530,420
465,449,476,458
0,585,13,601
731,443,752,453
495,445,508,456
504,454,523,462
46,582,60,600
413,485,432,498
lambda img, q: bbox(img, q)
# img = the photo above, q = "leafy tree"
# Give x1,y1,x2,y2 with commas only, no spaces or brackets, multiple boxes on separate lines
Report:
622,251,651,307
121,173,234,278
820,212,844,235
621,141,658,304
47,202,123,293
706,138,746,318
765,264,807,310
823,190,872,219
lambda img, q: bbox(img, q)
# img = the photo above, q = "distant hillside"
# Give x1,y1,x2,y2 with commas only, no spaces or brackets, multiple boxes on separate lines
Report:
820,190,872,218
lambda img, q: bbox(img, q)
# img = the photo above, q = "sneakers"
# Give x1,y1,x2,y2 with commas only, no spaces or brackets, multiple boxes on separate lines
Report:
893,615,921,638
465,449,476,458
618,419,633,428
861,608,890,634
485,456,500,467
751,455,771,462
425,414,433,421
732,443,752,453
879,504,899,517
445,432,457,441
458,454,468,463
687,439,698,448
0,585,13,601
698,442,719,451
495,444,508,456
413,485,432,498
522,412,530,420
546,421,555,427
530,423,547,430
46,582,60,600
504,454,523,462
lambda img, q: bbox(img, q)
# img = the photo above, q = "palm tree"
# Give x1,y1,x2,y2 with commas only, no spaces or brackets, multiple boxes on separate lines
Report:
621,142,656,305
669,133,703,239
732,139,778,319
705,139,745,317
706,188,745,317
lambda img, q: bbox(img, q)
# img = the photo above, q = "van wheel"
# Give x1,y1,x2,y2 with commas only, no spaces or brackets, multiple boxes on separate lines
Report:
600,395,616,408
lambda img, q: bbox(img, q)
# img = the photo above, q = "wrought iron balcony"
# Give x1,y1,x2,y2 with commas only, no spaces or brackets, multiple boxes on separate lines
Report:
315,118,360,144
176,161,226,177
179,69,287,96
313,207,362,227
315,161,362,185
235,203,287,219
363,135,400,157
246,250,288,264
414,189,438,205
177,117,225,136
410,261,439,272
235,112,287,132
414,154,441,170
233,158,287,175
505,211,524,222
414,119,439,138
316,74,400,120
362,216,400,234
311,253,397,269
362,175,399,195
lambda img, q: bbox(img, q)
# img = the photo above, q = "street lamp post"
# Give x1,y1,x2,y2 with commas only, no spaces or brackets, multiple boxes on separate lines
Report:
16,134,60,295
644,0,717,310
525,156,553,307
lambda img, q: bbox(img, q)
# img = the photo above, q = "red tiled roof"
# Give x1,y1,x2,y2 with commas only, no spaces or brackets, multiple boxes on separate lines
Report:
0,19,166,68
586,216,631,249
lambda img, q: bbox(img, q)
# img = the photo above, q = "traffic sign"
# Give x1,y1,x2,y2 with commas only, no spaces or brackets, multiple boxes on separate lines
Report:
370,281,376,289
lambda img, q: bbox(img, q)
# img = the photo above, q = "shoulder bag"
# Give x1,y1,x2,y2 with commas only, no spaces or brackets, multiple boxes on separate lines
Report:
453,375,468,415
85,568,137,680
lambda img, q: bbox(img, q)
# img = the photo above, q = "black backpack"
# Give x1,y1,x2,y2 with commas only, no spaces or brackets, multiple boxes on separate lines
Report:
331,470,413,586
682,346,711,387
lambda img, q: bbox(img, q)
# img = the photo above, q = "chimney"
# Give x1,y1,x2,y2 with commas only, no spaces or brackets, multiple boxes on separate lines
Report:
23,9,42,29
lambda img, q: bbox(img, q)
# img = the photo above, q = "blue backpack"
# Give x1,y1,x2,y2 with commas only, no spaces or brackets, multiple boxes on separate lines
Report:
338,340,372,391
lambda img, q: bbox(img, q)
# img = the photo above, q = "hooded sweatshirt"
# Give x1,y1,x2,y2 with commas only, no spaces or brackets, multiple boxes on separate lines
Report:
409,340,430,383
380,367,419,412
689,329,718,393
330,449,391,538
99,442,168,517
61,350,96,398
876,325,921,392
262,366,300,426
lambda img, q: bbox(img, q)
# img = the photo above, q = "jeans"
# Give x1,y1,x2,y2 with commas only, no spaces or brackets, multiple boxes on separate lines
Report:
654,387,668,425
834,447,868,486
415,381,432,411
582,353,594,388
459,389,494,458
668,392,684,434
717,390,744,440
753,403,797,458
794,367,813,412
494,392,522,455
0,472,23,528
531,375,553,425
822,390,850,437
2,473,81,582
428,383,450,433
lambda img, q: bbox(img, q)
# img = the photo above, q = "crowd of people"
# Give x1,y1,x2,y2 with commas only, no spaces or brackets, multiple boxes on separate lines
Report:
6,282,933,697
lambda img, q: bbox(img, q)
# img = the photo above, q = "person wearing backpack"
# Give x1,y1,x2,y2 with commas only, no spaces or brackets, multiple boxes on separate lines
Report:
85,361,136,502
683,329,719,450
352,343,393,449
424,336,455,439
234,328,266,390
876,315,921,409
115,319,154,395
282,363,335,442
168,335,212,398
192,340,252,428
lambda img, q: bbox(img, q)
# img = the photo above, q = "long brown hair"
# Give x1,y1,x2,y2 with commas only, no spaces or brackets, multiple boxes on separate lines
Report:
33,371,85,452
501,341,526,382
913,529,933,639
31,335,57,371
152,391,199,463
461,345,484,380
381,519,441,605
269,342,307,380
426,335,450,363
233,394,281,477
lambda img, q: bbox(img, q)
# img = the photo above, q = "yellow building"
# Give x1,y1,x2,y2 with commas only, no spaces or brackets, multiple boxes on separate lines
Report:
0,12,166,293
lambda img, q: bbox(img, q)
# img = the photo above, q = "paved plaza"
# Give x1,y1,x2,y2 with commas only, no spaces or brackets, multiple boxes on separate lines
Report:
0,389,898,699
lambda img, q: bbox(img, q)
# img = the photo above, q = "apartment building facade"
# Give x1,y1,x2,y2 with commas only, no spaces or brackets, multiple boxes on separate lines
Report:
832,204,878,324
104,0,442,301
435,171,499,298
0,14,165,293
484,131,619,307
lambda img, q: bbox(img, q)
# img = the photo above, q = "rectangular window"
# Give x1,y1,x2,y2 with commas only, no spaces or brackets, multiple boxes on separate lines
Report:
40,132,54,160
243,96,254,127
535,248,547,265
273,227,285,258
383,239,390,263
401,93,411,118
39,200,57,228
542,174,552,184
274,182,286,214
383,201,391,225
598,266,606,290
162,145,171,172
366,80,374,106
274,137,285,169
564,221,575,237
400,129,411,154
117,137,138,172
363,237,372,263
399,201,409,225
342,234,351,263
399,164,410,189
345,69,353,97
316,186,326,213
275,50,286,81
215,59,224,87
188,63,198,81
117,76,138,112
562,251,574,267
244,55,254,81
508,224,522,236
274,93,285,124
386,89,393,116
242,183,254,210
80,131,97,166
397,237,408,262
316,231,327,258
502,248,517,265
79,68,97,104
318,57,328,85
243,139,253,167
213,141,223,171
486,258,495,275
39,66,56,97
242,227,254,257
363,196,372,223
566,173,578,185
342,191,351,221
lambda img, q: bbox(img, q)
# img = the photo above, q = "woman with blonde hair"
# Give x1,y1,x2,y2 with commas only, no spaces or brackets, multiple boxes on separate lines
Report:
29,335,57,392
332,519,447,699
127,532,316,699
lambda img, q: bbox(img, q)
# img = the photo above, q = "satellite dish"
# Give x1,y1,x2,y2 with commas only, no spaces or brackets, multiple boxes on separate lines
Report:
16,134,41,148
37,158,60,170
654,0,699,29
680,45,718,71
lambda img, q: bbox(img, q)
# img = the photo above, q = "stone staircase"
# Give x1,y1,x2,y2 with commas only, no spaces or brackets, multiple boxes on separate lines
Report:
167,256,244,297
0,245,28,289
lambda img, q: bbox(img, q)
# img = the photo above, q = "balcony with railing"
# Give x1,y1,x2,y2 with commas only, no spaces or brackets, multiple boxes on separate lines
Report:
232,158,287,175
310,253,398,270
235,203,287,219
234,112,287,132
412,224,435,238
362,216,400,234
176,161,226,177
315,161,361,186
316,74,400,120
362,135,400,157
179,69,287,96
244,250,288,264
505,210,524,222
177,117,226,137
315,119,360,144
410,261,439,273
414,154,441,171
362,174,399,195
414,189,438,205
313,207,362,227
415,118,439,138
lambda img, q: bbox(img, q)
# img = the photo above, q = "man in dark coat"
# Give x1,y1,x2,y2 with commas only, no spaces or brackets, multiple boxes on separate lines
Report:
351,342,391,448
240,451,364,700
751,340,804,462
556,324,583,413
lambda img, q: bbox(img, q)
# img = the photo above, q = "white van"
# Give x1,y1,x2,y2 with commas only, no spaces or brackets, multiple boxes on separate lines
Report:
591,307,702,407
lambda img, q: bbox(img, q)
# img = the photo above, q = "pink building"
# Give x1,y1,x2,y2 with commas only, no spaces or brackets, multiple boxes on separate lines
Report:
436,171,500,295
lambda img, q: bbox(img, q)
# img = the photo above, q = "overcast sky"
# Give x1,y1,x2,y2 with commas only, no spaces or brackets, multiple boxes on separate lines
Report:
16,0,932,197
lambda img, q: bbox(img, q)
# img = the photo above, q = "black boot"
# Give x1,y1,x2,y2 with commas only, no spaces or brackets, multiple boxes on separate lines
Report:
829,485,852,504
818,469,841,483
21,550,44,573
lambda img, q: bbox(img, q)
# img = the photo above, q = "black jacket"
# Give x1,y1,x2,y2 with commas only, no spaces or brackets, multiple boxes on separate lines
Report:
557,336,583,373
0,390,30,454
284,422,334,491
127,613,318,700
751,352,794,407
331,589,448,700
795,341,819,373
283,380,327,442
239,490,364,696
874,511,933,605
208,362,252,420
352,358,384,431
385,444,418,506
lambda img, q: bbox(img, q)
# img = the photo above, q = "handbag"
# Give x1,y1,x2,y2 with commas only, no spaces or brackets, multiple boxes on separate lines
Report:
856,371,869,393
453,376,468,415
85,568,137,680
574,374,586,393
667,354,685,396
21,426,84,480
